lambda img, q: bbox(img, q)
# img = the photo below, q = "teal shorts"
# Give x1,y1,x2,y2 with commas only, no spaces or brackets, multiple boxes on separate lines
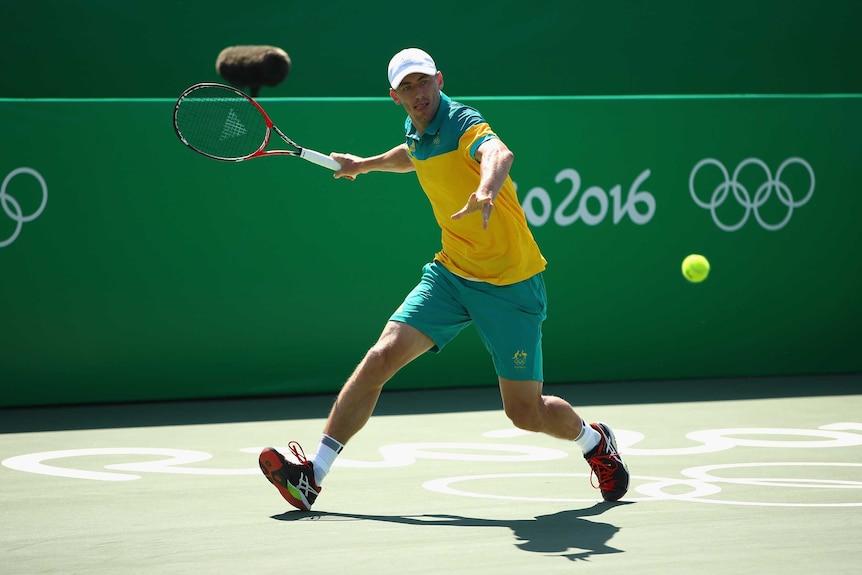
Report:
390,261,547,381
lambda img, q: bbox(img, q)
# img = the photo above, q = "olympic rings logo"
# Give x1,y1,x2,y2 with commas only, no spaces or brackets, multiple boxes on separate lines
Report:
4,424,861,507
689,157,814,231
1,167,48,248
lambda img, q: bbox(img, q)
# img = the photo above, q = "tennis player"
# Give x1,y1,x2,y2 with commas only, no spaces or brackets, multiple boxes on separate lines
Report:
259,48,629,510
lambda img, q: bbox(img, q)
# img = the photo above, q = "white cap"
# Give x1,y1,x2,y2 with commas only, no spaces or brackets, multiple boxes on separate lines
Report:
387,48,437,90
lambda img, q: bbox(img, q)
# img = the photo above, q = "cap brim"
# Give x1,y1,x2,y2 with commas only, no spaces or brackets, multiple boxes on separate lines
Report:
390,65,437,90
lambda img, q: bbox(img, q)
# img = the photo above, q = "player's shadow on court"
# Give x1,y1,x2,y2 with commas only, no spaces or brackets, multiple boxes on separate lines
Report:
273,501,630,562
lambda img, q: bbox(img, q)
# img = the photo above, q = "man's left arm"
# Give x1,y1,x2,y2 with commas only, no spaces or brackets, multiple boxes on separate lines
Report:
450,138,514,229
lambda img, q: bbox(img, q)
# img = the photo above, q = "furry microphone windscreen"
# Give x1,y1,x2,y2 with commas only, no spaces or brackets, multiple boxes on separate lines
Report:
216,45,291,97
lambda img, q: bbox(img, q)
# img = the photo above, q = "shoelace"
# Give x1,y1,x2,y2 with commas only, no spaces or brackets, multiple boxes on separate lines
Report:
288,441,311,466
588,453,621,490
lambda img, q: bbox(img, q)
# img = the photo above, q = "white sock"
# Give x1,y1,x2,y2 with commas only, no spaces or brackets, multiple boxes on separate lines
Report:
573,420,601,454
311,434,344,486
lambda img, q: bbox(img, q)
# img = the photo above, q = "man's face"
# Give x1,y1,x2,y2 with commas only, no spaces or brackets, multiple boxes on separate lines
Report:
390,71,443,134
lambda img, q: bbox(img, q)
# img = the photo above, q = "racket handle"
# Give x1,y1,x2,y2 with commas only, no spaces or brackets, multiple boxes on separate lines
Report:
301,148,341,171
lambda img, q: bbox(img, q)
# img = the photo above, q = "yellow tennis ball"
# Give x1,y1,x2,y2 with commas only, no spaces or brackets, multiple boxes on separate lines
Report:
682,254,710,283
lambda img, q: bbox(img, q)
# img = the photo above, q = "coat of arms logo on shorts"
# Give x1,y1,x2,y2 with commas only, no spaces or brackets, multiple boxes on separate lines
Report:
513,350,528,369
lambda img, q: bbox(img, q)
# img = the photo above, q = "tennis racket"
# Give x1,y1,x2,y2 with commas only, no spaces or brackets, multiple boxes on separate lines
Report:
172,82,341,170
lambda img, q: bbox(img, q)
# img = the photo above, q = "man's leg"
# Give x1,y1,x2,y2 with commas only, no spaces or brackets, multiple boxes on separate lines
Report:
497,378,629,501
497,377,583,439
323,320,434,444
259,320,433,510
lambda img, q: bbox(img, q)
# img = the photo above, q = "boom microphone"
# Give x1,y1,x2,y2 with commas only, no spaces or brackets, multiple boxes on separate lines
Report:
215,45,291,97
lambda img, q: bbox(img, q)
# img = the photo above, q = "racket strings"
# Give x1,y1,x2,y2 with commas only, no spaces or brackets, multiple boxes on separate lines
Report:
175,86,268,160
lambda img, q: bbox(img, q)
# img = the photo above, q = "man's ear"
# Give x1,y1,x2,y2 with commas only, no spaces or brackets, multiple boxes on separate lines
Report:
437,71,444,90
390,88,400,105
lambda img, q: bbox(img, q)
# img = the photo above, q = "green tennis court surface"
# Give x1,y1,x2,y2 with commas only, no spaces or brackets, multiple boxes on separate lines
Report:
2,374,860,574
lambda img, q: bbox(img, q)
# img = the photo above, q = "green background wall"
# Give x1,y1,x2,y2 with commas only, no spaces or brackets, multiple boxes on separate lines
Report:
1,1,860,406
1,96,860,406
2,1,861,98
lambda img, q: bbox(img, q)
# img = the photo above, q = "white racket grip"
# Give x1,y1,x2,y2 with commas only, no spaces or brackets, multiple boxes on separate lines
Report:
301,148,341,171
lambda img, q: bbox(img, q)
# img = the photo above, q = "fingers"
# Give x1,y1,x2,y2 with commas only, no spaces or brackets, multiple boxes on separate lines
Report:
451,206,467,220
331,153,357,180
450,199,480,220
450,198,494,227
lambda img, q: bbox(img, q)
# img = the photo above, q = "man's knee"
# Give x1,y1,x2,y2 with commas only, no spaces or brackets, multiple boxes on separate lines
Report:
499,378,545,432
353,326,432,385
504,403,543,432
361,342,400,371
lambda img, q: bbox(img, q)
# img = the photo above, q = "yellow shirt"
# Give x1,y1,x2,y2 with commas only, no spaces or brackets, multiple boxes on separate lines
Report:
404,93,547,285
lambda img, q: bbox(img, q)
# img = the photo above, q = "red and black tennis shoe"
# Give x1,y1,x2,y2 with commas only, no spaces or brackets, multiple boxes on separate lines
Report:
584,422,629,502
259,442,321,511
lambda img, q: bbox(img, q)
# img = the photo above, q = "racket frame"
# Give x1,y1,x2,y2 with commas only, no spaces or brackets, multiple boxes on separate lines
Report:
173,82,340,170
